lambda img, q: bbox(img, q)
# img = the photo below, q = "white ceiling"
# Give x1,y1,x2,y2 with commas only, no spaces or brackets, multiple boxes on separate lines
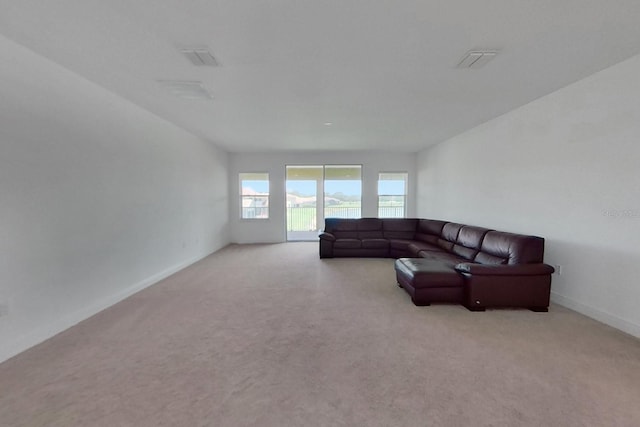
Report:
1,1,640,153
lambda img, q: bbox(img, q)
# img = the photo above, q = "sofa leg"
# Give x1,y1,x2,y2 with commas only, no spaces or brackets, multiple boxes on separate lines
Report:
411,298,430,307
465,304,486,312
529,306,549,312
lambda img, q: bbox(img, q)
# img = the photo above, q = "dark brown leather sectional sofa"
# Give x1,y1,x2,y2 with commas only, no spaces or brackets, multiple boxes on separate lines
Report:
319,218,554,311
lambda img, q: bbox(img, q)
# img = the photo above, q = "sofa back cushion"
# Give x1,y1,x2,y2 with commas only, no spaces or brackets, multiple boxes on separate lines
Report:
415,219,447,244
324,218,358,239
451,225,492,260
357,218,384,239
382,218,418,239
324,218,387,239
436,223,464,252
475,231,545,265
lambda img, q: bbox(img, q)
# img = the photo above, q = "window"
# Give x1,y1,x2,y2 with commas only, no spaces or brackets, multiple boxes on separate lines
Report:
240,173,269,219
378,172,407,218
324,165,362,219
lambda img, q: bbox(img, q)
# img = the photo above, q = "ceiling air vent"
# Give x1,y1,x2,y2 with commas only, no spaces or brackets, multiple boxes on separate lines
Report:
180,48,220,67
158,80,212,99
456,50,498,69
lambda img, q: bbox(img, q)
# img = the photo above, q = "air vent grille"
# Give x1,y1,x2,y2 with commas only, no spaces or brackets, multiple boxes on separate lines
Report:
158,80,212,99
456,50,498,69
180,48,219,67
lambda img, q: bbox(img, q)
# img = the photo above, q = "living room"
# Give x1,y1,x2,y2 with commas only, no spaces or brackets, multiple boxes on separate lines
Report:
1,1,640,425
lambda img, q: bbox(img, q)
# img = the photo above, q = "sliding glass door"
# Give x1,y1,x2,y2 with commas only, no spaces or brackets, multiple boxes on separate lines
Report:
286,165,362,241
286,166,323,241
324,165,362,219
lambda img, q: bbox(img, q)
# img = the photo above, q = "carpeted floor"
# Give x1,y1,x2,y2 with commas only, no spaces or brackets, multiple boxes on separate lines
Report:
1,242,640,426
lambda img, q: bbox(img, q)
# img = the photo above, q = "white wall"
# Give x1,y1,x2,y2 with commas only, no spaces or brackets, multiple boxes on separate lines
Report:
417,53,640,338
230,152,417,243
0,36,230,362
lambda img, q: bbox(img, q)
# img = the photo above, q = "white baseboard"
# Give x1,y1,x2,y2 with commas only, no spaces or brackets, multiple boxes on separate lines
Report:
0,250,216,364
551,291,640,339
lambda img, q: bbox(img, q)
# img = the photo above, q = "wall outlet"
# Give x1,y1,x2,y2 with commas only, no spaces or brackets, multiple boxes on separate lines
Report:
554,264,563,276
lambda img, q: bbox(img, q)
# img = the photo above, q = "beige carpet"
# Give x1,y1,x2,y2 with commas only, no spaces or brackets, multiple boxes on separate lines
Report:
1,242,640,427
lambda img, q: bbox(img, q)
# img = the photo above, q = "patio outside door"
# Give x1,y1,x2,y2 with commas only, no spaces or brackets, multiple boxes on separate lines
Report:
286,166,323,241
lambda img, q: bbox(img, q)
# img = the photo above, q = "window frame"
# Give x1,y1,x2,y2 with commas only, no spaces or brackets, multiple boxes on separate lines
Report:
377,172,408,218
239,172,270,220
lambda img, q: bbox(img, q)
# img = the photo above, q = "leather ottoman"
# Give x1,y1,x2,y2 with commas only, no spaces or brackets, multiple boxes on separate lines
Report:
394,258,464,306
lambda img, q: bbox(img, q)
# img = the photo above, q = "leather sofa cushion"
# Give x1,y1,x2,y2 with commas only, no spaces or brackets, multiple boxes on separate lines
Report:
457,226,491,249
358,230,384,239
357,218,383,230
419,251,467,266
442,223,464,242
326,218,357,231
382,218,418,239
436,223,464,253
414,233,439,244
327,219,359,239
388,239,413,250
362,239,389,249
408,241,441,254
452,226,492,260
474,252,507,265
437,238,454,252
417,219,447,235
352,218,384,239
333,231,358,239
479,231,544,264
394,258,463,288
334,239,361,249
451,244,477,260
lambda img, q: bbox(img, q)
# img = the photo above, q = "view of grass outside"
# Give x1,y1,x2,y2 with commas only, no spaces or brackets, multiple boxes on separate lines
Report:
378,173,407,218
286,206,316,231
286,184,363,231
378,196,406,218
240,173,269,219
286,177,406,231
244,167,406,230
286,178,318,232
286,165,363,233
287,199,405,231
286,201,362,231
285,166,405,233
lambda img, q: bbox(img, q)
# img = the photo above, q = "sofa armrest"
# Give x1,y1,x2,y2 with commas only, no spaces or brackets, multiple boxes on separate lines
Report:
319,232,336,242
454,263,555,276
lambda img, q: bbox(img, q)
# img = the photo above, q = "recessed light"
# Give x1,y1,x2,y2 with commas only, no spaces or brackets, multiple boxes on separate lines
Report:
324,122,333,126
